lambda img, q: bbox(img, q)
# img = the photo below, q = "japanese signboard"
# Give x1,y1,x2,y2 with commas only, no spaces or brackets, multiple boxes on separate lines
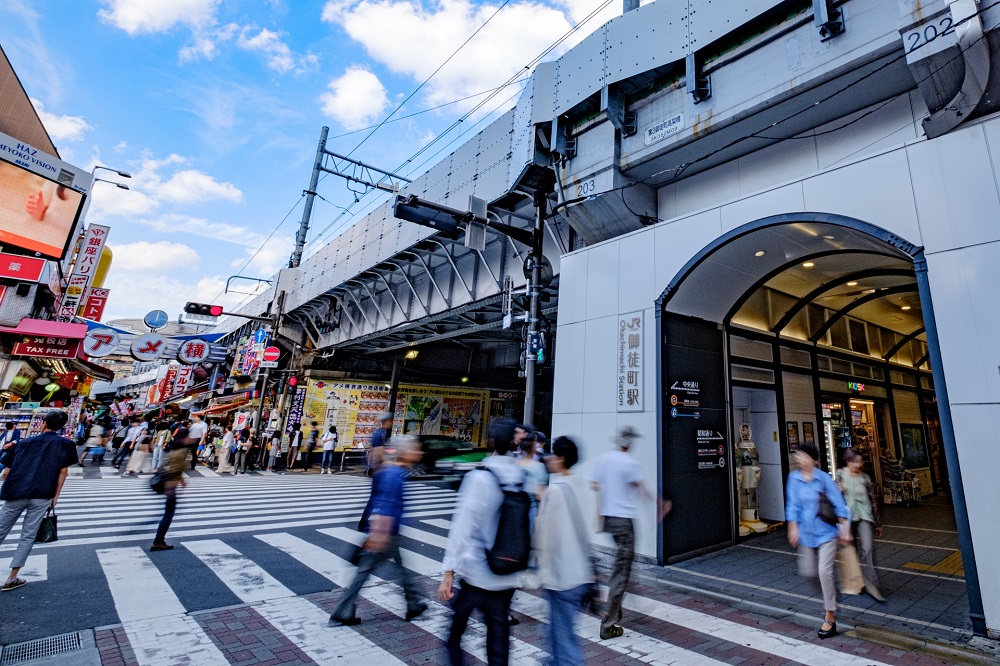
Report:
81,327,119,358
131,332,166,361
177,338,210,364
616,312,643,412
0,252,45,282
285,386,307,433
11,335,82,359
81,287,110,321
0,130,90,260
59,224,109,320
171,367,193,398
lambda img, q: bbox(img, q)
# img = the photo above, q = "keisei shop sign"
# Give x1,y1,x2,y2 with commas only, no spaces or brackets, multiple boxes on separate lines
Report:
12,335,82,358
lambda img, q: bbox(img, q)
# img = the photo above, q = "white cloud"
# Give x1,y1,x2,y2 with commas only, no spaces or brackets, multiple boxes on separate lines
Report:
30,98,93,142
236,27,298,73
97,0,220,35
156,169,243,204
101,272,256,322
319,66,390,130
108,240,201,272
231,235,294,276
321,0,580,111
134,214,272,248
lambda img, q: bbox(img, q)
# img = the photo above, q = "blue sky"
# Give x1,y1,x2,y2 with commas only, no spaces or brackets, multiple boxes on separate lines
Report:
0,0,615,322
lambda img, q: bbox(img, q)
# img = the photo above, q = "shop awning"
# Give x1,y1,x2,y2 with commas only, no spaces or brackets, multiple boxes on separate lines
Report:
69,357,114,382
192,399,250,417
0,319,88,339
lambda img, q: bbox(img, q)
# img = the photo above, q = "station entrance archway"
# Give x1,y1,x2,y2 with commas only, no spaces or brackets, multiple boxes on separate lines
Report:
655,213,985,634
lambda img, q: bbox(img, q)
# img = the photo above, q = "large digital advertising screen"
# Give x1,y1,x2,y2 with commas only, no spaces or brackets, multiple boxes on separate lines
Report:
0,132,89,260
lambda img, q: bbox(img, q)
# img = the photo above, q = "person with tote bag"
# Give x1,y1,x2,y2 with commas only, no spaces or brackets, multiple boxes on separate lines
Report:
837,448,885,601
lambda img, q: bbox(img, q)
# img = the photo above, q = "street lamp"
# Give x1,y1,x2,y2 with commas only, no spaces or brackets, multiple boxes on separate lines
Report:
93,177,129,190
92,165,132,179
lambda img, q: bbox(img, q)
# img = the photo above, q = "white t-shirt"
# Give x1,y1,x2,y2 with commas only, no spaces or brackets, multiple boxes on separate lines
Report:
321,432,338,451
189,420,208,442
589,449,644,519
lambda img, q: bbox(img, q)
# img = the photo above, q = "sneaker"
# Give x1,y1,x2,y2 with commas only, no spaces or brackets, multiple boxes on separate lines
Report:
329,615,361,626
405,603,427,621
150,543,174,552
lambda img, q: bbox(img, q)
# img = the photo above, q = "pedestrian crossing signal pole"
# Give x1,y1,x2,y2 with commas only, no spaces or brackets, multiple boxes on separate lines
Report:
522,189,549,427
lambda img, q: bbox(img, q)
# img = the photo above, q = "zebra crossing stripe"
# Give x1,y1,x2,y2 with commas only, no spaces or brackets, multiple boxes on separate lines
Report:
398,524,448,548
184,539,405,664
288,529,548,665
422,518,452,530
0,554,45,582
97,546,230,666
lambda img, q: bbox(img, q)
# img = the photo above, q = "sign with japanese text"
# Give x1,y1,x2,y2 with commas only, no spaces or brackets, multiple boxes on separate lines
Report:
170,366,193,398
58,224,109,321
81,287,110,321
177,338,210,364
285,386,307,433
82,327,119,358
0,252,45,282
131,332,166,361
11,335,81,359
617,312,643,412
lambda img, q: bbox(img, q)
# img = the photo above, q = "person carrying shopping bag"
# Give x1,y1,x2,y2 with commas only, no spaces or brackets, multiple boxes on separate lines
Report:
785,441,852,639
321,426,339,474
217,425,235,474
837,448,885,601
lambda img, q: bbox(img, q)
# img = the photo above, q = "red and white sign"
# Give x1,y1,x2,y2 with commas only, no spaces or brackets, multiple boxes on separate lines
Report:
82,327,119,358
58,224,109,322
131,332,165,361
0,253,46,282
262,346,280,363
177,338,209,364
12,335,82,359
171,366,193,398
81,288,110,321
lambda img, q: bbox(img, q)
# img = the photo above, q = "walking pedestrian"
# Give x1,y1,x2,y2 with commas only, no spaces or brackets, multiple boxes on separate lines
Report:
78,419,105,467
151,422,170,470
150,428,191,552
234,427,251,474
188,414,208,470
786,441,852,638
516,433,548,532
535,436,594,666
286,423,303,470
0,410,75,591
367,412,393,475
217,425,235,474
123,427,152,476
267,430,282,471
321,426,338,473
113,416,146,469
0,421,21,475
330,436,427,625
439,417,523,666
589,426,671,640
837,448,884,601
303,421,319,470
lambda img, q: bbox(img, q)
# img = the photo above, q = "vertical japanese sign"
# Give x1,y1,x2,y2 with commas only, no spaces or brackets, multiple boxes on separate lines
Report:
285,386,307,433
171,367,193,399
59,224,109,321
81,287,110,321
617,312,643,412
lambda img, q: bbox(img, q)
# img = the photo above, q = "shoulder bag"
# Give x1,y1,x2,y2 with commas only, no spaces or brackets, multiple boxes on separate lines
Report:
34,507,58,543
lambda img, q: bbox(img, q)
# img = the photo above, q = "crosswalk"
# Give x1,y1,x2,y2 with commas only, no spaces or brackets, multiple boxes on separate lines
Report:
2,475,908,665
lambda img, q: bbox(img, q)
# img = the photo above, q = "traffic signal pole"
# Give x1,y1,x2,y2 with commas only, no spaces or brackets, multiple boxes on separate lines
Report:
522,191,547,427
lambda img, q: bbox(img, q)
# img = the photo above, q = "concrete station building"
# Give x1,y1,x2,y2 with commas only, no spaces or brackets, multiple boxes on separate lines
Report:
223,0,1000,638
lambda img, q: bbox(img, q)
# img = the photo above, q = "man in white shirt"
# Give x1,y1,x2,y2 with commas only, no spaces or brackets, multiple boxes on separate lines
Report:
589,426,671,640
439,417,522,666
188,414,208,470
113,417,148,469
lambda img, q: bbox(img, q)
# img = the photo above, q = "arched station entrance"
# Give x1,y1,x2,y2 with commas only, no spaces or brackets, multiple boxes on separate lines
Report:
655,213,985,634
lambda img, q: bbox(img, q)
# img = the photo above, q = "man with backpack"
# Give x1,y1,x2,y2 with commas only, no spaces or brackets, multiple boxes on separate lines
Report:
439,416,529,666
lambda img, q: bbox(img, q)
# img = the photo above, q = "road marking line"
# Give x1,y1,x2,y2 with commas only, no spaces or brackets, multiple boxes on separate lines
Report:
738,544,965,582
187,538,404,664
398,524,448,548
0,554,45,581
422,518,452,530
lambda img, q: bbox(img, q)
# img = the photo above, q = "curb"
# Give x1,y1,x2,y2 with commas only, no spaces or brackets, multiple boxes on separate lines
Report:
847,625,998,665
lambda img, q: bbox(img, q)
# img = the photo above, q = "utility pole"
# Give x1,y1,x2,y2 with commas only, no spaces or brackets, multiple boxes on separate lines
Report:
252,291,284,444
522,191,547,426
290,127,328,269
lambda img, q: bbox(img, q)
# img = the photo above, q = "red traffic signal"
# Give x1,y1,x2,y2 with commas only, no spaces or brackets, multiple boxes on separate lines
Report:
288,376,298,387
184,302,224,317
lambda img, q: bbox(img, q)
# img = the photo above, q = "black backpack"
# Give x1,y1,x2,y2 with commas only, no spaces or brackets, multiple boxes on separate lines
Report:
481,466,532,575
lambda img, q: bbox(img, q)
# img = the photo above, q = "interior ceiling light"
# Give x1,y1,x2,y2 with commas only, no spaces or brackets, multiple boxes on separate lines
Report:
901,305,912,310
847,281,858,286
823,235,835,240
754,251,766,257
802,262,815,268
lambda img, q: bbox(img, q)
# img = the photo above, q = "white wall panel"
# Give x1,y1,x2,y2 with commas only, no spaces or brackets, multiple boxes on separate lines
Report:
815,94,918,170
584,240,620,320
557,251,588,325
606,0,685,82
738,139,817,196
673,160,739,218
720,183,805,233
552,321,586,414
687,0,784,51
925,246,1000,405
802,151,922,246
582,315,618,413
618,229,657,313
910,122,1000,254
948,403,1000,630
555,26,607,113
653,208,724,292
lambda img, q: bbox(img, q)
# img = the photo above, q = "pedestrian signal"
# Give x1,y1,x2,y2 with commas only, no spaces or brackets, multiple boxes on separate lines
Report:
184,302,224,317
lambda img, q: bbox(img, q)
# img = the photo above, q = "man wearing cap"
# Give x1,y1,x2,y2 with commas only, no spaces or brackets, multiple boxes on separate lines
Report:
589,426,671,640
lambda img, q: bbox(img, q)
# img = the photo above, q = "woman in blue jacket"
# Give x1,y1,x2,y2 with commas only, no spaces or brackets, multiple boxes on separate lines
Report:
785,441,851,639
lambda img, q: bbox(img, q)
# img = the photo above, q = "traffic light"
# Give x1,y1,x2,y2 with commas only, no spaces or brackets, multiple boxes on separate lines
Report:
184,302,224,317
288,376,298,387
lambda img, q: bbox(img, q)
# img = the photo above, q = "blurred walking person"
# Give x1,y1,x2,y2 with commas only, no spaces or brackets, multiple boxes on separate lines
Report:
150,422,170,470
188,414,208,470
217,425,235,474
150,427,191,552
0,410,75,591
78,418,107,467
321,426,339,474
786,441,851,638
303,421,319,470
330,436,426,625
589,426,671,640
286,423,303,470
535,436,594,666
0,421,20,475
439,417,524,666
267,430,282,472
837,448,884,601
123,427,153,476
234,427,251,474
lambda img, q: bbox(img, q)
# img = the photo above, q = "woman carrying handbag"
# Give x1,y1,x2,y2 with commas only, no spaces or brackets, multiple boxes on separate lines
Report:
837,448,885,601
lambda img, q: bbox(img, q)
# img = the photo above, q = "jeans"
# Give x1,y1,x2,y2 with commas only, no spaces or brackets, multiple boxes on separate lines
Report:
0,498,51,568
332,535,421,620
151,447,164,470
189,445,199,470
852,520,880,589
112,442,131,467
322,450,335,469
798,538,839,611
154,486,178,544
602,516,635,632
446,581,515,666
234,449,247,472
544,584,590,666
